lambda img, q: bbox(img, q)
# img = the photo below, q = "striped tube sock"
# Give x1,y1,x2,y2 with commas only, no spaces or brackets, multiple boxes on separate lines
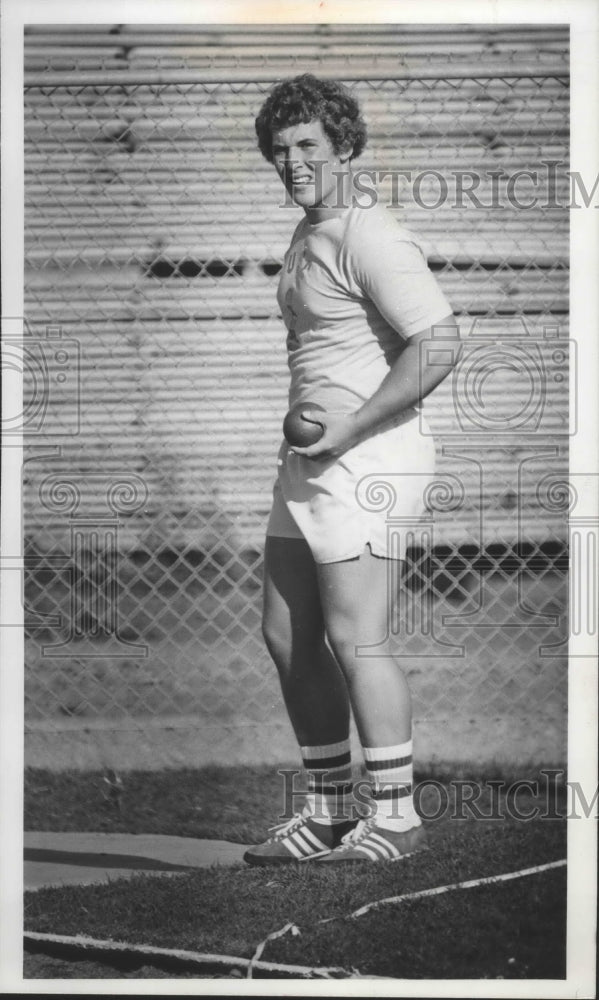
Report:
300,738,354,825
364,740,421,832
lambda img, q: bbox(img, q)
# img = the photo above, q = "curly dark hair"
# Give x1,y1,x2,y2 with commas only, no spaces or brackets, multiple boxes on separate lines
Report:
255,74,367,163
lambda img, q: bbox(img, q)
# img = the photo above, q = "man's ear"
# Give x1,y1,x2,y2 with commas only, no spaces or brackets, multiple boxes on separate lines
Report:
338,141,354,163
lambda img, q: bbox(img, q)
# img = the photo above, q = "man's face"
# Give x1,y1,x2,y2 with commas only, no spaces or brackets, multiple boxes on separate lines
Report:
271,119,349,213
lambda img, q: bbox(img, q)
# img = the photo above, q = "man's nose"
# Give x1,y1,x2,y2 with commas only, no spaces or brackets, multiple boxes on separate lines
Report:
285,153,303,172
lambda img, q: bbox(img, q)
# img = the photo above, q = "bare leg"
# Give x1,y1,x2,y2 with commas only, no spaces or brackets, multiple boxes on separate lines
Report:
262,536,350,747
316,545,410,747
244,538,355,863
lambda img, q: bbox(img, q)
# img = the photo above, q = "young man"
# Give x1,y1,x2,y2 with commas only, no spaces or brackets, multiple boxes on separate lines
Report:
245,74,460,864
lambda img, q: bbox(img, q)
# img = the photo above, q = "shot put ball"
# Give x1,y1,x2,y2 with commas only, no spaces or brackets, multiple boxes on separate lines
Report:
283,402,326,447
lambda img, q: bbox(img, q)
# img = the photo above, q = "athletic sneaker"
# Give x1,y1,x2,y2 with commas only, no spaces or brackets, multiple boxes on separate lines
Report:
316,818,428,863
243,814,356,866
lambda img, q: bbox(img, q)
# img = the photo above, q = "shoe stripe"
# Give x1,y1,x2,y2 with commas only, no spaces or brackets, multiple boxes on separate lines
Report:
283,836,306,860
354,842,381,861
361,836,395,860
290,830,326,856
289,832,313,856
369,831,401,859
297,826,328,852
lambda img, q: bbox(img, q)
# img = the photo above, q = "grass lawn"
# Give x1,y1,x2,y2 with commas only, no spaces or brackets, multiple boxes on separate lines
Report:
24,765,567,980
24,761,566,841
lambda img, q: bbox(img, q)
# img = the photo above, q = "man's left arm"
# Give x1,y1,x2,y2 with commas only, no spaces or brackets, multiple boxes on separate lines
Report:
353,313,460,436
295,314,461,460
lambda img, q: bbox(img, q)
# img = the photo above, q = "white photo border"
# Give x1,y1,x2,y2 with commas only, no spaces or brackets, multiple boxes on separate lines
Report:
1,1,597,996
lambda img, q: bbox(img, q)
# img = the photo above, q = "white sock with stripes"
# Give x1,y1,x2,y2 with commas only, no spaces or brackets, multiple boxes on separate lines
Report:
300,738,354,825
364,740,421,832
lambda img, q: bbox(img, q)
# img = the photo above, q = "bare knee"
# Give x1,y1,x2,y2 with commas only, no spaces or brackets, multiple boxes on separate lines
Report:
325,618,359,674
325,615,389,677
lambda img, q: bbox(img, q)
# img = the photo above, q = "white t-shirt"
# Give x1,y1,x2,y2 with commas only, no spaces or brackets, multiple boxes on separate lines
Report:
277,202,452,413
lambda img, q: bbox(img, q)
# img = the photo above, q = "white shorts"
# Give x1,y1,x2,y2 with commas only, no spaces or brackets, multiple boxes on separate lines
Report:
266,410,436,563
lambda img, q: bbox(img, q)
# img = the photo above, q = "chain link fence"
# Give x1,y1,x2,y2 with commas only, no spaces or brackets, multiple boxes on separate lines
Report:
21,26,571,770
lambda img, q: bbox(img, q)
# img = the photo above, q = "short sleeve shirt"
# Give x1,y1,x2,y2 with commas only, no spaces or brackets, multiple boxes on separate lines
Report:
277,202,452,412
